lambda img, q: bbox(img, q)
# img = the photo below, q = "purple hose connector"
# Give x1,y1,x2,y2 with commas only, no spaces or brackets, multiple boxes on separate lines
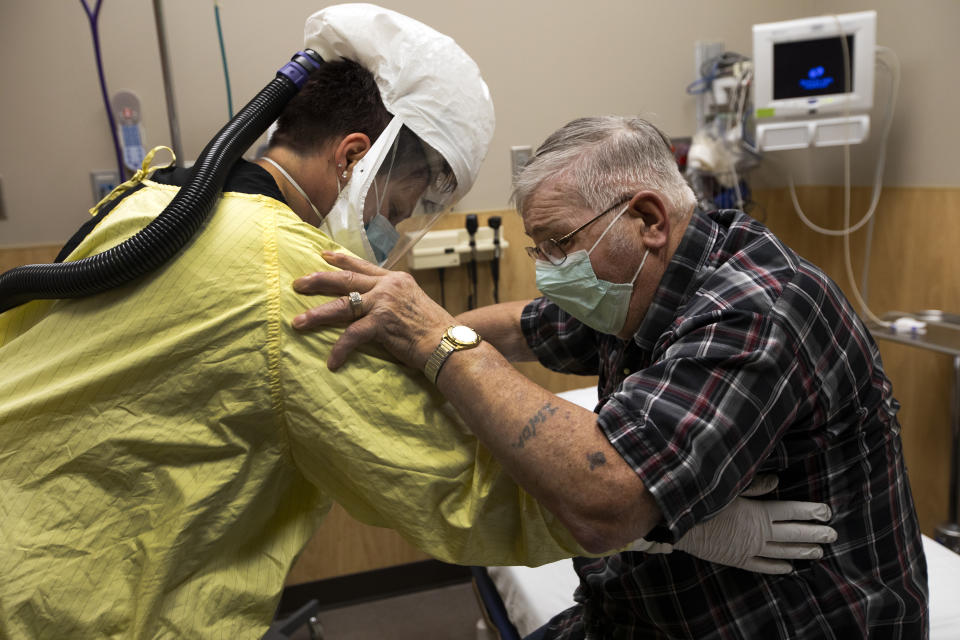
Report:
278,50,324,88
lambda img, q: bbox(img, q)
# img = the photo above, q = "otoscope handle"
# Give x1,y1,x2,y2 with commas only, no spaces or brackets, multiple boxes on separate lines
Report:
465,214,478,309
488,215,502,259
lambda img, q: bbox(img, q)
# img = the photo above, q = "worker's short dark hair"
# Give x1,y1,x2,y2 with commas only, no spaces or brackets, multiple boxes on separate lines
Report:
270,58,392,154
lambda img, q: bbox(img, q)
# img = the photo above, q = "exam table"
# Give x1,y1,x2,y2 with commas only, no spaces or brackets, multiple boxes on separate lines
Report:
473,387,960,640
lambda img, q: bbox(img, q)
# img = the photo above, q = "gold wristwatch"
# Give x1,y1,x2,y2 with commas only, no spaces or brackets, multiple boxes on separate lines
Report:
424,325,482,384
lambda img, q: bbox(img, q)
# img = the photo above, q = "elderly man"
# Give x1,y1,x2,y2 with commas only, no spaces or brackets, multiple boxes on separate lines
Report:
293,115,929,638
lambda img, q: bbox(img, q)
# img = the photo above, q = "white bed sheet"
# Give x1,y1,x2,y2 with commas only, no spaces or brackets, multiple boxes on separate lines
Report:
924,535,960,639
487,560,577,638
490,388,960,639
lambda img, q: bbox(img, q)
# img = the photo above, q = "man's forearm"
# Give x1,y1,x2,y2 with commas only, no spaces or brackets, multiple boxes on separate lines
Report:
455,301,536,362
289,255,657,551
434,340,661,553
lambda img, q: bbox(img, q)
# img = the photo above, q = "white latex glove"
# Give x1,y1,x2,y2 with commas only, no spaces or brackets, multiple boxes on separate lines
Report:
627,475,836,575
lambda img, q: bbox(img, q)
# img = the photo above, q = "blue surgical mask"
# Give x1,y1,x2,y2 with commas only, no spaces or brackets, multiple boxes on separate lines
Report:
364,214,400,264
534,205,649,335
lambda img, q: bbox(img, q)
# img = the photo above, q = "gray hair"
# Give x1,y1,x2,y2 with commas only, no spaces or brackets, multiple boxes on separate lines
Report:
512,116,696,218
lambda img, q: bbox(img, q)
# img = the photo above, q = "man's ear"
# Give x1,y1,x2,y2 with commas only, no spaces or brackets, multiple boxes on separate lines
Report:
625,191,670,250
335,133,372,173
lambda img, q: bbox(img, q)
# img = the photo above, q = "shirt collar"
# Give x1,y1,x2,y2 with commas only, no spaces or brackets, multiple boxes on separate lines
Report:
632,209,721,352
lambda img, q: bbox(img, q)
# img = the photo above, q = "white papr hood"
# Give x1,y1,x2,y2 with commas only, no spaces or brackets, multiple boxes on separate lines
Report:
303,3,495,204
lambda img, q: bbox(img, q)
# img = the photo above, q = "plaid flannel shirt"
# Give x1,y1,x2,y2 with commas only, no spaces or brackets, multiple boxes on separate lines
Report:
521,209,928,639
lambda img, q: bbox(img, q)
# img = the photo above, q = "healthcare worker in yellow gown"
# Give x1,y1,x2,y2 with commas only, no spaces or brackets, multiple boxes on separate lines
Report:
0,5,834,638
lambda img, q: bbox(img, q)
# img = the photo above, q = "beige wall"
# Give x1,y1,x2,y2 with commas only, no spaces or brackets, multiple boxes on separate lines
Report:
2,1,958,247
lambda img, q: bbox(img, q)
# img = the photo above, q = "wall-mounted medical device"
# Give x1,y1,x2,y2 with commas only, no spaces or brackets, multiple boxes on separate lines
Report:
752,11,876,151
112,90,147,171
405,227,508,271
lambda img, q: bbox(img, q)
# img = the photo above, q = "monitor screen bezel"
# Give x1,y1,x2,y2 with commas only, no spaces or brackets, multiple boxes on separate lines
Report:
752,11,876,119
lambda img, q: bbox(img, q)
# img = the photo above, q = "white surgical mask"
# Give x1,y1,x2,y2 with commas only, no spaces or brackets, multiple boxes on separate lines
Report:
535,205,648,335
260,157,324,226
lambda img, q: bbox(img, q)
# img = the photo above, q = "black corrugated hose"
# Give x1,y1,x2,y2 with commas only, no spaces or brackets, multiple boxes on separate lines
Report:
0,50,323,314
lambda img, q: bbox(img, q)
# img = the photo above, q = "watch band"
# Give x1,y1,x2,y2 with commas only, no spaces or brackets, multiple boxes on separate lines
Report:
423,336,457,384
424,325,481,384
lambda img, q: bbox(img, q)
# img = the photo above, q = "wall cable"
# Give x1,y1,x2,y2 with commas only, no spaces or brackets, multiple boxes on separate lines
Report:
786,47,899,238
214,0,234,118
79,0,126,181
774,29,899,327
835,24,897,326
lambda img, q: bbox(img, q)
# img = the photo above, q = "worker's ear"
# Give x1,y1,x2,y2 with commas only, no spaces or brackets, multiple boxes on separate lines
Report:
625,191,670,250
335,133,371,175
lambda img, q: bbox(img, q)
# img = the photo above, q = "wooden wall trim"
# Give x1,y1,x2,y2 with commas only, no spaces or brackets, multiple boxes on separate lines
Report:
0,244,61,272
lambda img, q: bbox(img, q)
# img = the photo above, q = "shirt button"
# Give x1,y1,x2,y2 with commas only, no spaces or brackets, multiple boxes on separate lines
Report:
623,368,631,375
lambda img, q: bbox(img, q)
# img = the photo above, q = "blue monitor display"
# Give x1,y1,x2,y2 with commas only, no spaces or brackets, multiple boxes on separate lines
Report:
773,35,854,100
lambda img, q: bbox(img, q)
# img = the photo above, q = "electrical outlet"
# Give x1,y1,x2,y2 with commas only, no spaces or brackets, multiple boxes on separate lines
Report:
90,170,120,205
511,145,532,184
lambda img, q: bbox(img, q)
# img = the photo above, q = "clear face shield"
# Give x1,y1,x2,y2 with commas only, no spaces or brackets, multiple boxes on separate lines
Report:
362,126,456,267
324,117,457,268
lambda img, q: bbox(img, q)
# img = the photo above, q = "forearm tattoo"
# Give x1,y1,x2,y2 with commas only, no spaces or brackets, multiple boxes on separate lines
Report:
512,402,558,449
587,451,607,470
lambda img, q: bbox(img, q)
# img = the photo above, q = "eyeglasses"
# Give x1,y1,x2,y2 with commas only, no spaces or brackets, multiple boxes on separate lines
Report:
524,198,630,266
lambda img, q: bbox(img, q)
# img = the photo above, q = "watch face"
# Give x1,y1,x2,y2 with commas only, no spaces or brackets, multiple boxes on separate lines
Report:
448,325,478,345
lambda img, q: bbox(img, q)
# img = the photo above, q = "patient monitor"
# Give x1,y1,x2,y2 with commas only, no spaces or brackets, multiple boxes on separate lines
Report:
752,11,876,151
